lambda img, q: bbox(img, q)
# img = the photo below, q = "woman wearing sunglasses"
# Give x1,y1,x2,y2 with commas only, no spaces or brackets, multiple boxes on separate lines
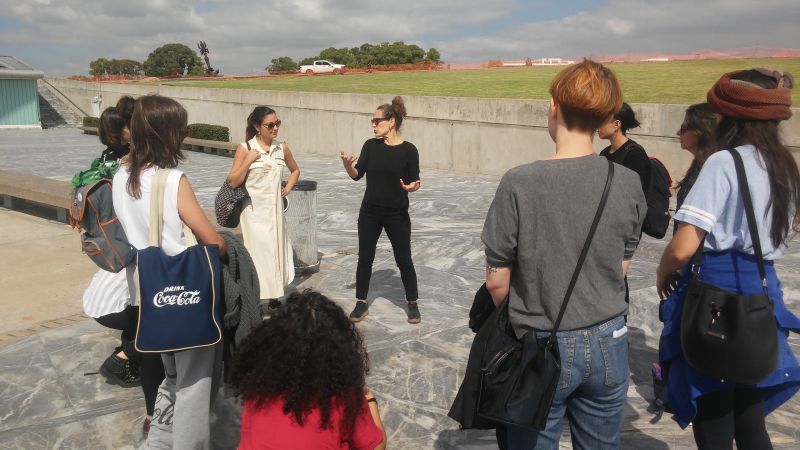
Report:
674,103,719,212
339,96,422,324
228,106,300,308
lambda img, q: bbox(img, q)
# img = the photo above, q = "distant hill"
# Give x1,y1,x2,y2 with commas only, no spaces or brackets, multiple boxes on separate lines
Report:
588,47,800,62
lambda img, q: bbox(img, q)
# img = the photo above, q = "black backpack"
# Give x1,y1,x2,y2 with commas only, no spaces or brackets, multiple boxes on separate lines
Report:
618,145,672,239
642,157,672,238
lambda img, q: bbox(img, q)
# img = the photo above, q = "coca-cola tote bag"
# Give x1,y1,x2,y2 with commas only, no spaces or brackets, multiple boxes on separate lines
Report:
134,170,222,353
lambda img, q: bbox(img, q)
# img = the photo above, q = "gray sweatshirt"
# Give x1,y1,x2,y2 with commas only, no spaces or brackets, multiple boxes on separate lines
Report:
482,155,646,335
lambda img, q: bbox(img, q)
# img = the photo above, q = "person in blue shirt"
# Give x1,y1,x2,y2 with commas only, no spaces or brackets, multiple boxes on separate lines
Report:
657,68,799,450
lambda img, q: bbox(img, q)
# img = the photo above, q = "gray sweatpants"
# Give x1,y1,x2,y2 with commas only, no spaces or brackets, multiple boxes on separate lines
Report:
141,343,223,450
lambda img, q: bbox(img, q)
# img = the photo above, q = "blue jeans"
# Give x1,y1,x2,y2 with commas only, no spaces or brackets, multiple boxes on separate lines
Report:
507,316,629,450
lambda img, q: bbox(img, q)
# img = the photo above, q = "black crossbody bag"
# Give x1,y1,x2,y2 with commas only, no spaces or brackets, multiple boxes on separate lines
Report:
477,160,614,430
680,148,779,384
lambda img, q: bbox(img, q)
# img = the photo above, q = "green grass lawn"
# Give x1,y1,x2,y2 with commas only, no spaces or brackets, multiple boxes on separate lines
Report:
160,58,800,105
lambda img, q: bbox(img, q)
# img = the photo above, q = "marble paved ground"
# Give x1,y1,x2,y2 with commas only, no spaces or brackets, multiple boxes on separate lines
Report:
1,128,799,449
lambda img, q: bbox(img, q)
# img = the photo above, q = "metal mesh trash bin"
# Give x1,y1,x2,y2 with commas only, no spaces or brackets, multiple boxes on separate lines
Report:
284,180,320,273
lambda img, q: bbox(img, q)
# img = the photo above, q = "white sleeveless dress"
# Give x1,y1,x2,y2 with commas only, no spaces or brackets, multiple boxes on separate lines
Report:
239,138,294,299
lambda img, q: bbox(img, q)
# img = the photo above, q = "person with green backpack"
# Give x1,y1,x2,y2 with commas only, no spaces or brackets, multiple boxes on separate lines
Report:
76,105,165,437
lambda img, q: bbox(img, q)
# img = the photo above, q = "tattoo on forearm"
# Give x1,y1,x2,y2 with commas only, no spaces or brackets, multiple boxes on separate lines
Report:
486,265,499,273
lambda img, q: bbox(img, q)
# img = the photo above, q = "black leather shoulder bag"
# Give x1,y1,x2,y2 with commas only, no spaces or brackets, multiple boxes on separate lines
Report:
477,159,615,430
680,148,778,384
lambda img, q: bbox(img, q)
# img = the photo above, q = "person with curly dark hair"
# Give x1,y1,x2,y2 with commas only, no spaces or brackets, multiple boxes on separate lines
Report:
232,289,387,450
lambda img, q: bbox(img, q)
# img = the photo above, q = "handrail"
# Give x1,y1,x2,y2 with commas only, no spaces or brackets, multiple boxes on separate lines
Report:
40,78,91,117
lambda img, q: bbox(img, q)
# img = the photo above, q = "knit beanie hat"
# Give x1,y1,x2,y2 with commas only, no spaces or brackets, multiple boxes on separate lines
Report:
707,68,793,121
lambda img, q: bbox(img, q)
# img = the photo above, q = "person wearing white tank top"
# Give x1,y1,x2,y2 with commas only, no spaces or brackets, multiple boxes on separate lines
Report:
79,106,168,436
114,95,227,448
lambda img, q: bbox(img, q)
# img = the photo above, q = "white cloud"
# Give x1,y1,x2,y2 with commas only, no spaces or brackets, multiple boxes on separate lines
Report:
438,0,800,62
0,0,797,76
606,18,633,36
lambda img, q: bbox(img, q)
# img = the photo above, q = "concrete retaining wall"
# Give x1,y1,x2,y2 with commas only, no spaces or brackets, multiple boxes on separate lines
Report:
46,77,800,179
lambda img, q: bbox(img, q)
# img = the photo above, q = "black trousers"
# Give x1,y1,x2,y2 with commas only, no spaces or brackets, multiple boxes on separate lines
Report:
95,306,165,416
692,388,772,450
355,204,418,301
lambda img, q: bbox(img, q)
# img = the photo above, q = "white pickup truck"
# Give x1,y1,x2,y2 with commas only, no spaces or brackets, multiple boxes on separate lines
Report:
299,60,346,75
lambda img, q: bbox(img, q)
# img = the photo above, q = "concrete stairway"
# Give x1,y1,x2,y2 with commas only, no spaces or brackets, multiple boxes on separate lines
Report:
37,81,82,129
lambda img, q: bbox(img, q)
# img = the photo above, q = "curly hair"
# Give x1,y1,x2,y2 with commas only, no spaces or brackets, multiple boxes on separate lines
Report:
231,290,370,437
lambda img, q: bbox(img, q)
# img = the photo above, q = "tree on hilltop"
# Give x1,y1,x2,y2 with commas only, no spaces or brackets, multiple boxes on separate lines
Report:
142,43,204,77
89,58,111,76
425,48,441,64
299,56,318,65
297,41,439,69
89,58,142,76
108,59,142,75
319,47,356,67
267,57,300,73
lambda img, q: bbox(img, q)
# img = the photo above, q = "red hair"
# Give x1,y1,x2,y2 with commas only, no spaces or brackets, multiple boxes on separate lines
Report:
549,60,623,132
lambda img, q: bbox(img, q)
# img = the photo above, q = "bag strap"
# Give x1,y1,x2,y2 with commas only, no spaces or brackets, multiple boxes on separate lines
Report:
730,148,768,287
148,169,197,248
549,160,615,342
690,148,767,290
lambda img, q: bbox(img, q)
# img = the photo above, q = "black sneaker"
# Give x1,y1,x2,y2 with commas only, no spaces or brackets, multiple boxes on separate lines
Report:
407,301,421,324
349,301,369,322
100,353,141,387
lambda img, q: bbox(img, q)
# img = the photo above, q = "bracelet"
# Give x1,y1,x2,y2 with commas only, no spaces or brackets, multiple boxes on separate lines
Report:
366,397,378,404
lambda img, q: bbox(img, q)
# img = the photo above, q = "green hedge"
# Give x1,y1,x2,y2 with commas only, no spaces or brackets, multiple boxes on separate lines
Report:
83,116,100,128
187,123,230,142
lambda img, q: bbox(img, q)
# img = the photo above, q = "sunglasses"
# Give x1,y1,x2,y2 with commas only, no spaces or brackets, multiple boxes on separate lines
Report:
371,117,388,126
261,119,282,130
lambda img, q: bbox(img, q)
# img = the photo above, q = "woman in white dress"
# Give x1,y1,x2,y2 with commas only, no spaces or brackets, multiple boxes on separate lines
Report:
227,106,300,308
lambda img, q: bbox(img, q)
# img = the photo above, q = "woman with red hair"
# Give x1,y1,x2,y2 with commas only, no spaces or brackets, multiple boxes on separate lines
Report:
482,60,647,449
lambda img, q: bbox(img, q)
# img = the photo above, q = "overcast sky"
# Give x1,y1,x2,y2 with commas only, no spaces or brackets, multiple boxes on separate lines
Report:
1,0,798,76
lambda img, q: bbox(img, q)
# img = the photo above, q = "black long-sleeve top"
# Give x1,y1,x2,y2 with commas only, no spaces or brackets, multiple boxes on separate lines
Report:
354,138,420,209
100,144,130,162
600,139,650,194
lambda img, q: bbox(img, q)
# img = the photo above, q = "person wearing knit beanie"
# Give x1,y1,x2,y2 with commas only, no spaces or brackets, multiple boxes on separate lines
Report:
657,68,800,450
707,68,793,120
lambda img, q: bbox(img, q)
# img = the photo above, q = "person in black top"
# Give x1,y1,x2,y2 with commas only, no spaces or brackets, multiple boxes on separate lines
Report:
98,106,131,161
339,96,422,324
597,102,649,305
597,102,650,193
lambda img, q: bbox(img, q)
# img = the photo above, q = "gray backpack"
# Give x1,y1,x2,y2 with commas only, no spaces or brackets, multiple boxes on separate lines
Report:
69,178,135,272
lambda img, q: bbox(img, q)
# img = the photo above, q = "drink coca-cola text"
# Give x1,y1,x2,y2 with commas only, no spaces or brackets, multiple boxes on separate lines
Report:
153,285,202,307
